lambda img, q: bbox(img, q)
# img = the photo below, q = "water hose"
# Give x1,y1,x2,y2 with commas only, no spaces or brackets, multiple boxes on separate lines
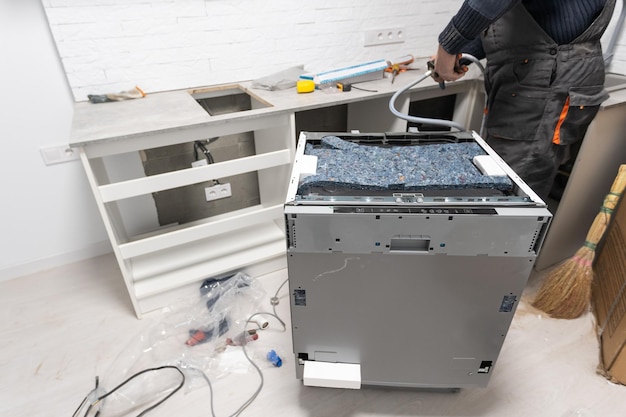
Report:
388,53,485,132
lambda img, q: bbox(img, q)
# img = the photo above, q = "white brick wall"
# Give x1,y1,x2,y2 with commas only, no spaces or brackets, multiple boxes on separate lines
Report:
41,0,626,102
41,0,464,101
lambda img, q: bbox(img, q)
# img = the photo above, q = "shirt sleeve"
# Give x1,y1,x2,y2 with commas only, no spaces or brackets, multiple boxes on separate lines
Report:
459,37,486,61
438,0,521,54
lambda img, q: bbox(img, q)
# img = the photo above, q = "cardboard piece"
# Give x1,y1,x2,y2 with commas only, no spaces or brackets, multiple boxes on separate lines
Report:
592,194,626,385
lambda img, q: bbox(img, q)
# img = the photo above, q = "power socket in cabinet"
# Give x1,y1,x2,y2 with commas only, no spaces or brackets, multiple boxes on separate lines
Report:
205,182,232,201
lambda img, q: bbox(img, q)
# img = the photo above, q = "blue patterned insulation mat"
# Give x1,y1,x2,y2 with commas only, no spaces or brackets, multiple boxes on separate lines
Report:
298,136,513,194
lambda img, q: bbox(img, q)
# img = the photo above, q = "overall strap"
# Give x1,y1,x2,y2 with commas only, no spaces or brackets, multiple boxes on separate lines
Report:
482,0,615,63
572,0,616,43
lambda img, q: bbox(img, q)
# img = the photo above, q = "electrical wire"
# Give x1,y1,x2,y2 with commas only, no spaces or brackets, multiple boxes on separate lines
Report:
188,342,262,417
270,278,289,328
193,276,291,417
193,140,215,164
194,140,221,185
351,85,378,93
223,279,291,414
71,377,99,417
187,364,261,417
72,366,185,417
185,311,286,417
73,279,290,417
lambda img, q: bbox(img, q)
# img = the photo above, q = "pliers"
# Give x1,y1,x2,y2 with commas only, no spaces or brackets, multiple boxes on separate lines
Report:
427,59,446,90
427,55,467,90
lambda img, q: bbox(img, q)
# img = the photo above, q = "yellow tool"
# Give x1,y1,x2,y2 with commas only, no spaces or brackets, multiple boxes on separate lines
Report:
336,82,352,92
297,80,315,93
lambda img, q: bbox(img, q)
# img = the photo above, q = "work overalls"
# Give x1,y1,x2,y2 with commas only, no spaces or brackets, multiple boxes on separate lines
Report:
481,0,616,200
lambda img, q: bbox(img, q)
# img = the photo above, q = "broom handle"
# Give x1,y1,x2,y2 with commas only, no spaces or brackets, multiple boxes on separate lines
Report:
583,164,626,248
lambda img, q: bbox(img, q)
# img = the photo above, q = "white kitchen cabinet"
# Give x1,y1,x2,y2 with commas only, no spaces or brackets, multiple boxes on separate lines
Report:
70,70,482,318
72,88,295,317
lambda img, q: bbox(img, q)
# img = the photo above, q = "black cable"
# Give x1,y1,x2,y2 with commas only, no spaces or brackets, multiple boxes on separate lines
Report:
351,85,378,93
194,140,215,164
194,141,200,161
73,280,288,417
71,388,95,417
72,377,100,417
75,365,185,417
194,140,221,185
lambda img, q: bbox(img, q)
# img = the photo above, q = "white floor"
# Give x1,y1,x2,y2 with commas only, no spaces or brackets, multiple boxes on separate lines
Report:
1,253,625,417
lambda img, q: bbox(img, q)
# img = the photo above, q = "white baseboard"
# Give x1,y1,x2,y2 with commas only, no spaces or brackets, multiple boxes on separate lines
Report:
0,240,113,282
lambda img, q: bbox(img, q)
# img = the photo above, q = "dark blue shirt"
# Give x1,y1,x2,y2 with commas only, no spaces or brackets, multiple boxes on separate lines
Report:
439,0,607,59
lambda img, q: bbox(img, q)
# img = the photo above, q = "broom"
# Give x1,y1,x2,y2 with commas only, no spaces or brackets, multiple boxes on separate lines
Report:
532,164,626,319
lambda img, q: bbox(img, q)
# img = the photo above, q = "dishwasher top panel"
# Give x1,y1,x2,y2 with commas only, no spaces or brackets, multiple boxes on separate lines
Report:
285,131,546,207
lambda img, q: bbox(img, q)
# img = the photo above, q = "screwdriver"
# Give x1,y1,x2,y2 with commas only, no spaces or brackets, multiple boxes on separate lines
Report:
387,54,415,83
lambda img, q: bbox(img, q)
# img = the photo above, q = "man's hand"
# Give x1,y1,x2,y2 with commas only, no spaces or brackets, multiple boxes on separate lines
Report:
432,45,468,83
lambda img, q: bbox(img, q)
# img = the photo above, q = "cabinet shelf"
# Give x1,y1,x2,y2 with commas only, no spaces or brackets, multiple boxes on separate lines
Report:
99,150,291,202
77,111,296,317
119,204,284,259
132,221,286,300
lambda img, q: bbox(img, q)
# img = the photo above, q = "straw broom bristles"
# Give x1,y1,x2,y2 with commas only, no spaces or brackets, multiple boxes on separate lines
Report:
532,164,626,319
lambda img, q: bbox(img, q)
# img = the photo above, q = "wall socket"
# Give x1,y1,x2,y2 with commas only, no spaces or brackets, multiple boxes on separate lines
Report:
205,182,232,202
40,145,80,165
364,27,406,47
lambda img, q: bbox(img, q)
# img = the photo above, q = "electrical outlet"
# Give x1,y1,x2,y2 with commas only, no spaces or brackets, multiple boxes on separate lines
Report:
364,27,406,47
40,145,80,165
205,182,232,202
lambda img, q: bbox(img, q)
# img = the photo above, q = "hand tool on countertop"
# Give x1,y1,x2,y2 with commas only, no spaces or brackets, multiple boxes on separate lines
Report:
386,54,416,83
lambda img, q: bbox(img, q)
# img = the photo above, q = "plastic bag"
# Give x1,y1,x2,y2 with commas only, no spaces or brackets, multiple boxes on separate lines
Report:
251,65,306,90
91,272,267,416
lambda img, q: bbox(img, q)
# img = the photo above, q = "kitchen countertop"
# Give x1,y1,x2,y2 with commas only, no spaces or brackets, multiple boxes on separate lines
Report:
69,61,626,148
68,59,478,147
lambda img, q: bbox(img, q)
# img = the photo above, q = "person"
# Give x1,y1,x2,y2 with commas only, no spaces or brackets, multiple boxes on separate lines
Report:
432,0,616,200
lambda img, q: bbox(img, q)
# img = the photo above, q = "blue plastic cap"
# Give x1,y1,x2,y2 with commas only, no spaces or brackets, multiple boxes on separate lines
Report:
267,349,283,367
